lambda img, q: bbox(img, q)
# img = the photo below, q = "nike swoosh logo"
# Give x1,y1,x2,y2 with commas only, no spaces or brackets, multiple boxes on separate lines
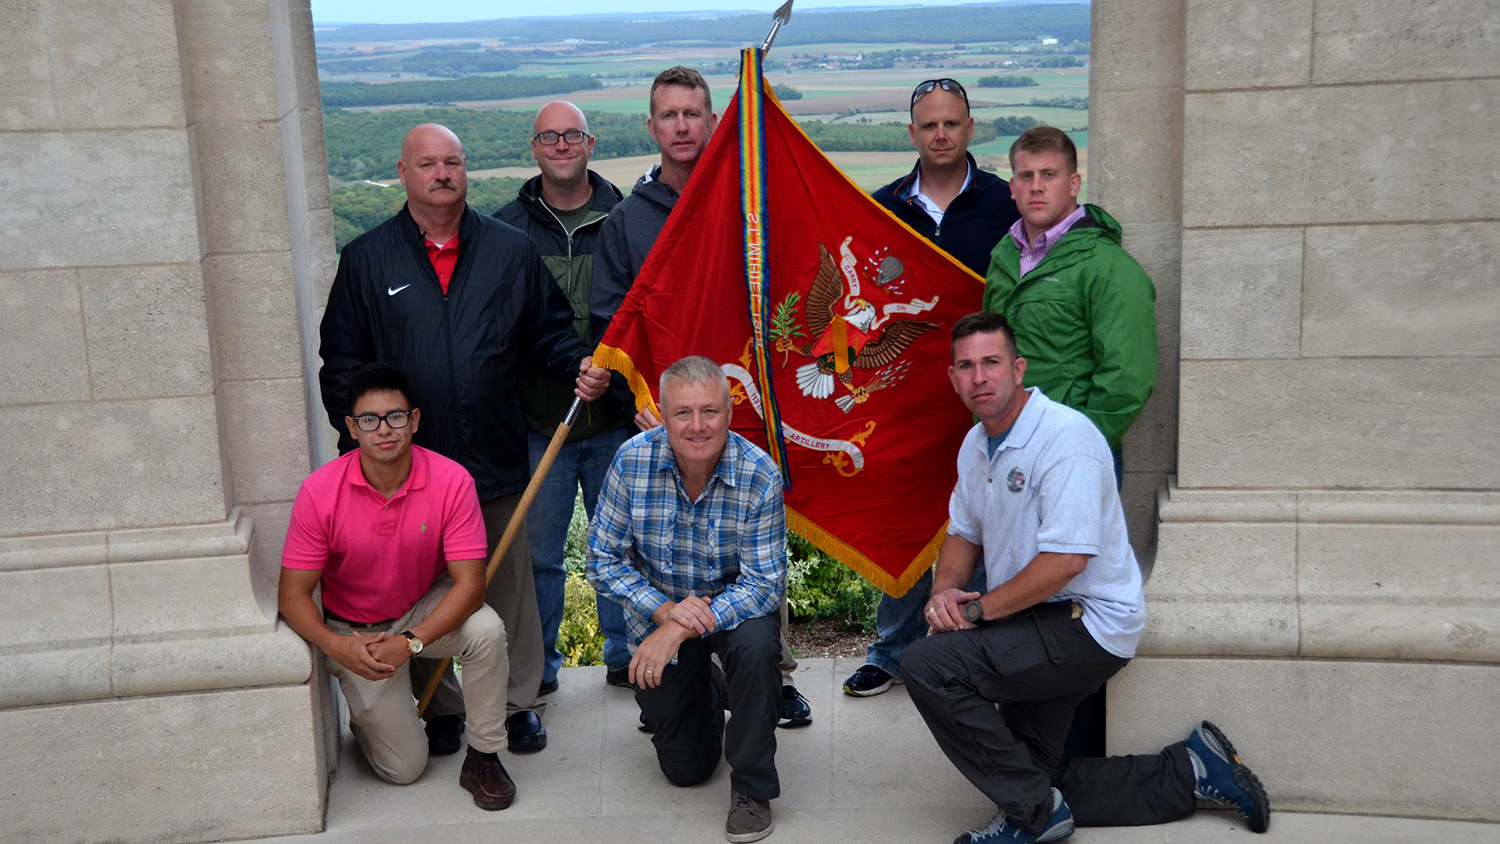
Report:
387,284,412,296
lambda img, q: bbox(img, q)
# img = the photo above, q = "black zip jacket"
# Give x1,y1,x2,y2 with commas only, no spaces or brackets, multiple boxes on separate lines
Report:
870,153,1021,276
319,203,589,502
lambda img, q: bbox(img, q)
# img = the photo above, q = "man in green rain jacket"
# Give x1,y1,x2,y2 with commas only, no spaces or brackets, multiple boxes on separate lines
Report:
983,126,1157,464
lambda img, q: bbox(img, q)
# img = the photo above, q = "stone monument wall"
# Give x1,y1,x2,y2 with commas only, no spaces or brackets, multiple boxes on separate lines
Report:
1095,0,1500,822
0,1,335,841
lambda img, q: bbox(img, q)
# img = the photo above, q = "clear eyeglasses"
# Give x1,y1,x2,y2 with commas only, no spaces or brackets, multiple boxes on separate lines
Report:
533,130,590,146
353,410,411,431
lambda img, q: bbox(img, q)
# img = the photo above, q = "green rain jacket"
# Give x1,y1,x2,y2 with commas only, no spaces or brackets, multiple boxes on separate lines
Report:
982,204,1157,453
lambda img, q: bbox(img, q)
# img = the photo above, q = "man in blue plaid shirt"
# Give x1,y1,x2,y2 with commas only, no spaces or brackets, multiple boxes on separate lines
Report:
587,355,786,843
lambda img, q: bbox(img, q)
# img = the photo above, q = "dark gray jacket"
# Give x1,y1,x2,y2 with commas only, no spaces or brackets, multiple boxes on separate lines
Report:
589,167,680,346
496,170,625,440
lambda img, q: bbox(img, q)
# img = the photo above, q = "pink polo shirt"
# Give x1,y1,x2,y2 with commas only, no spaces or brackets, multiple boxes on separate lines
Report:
281,445,487,623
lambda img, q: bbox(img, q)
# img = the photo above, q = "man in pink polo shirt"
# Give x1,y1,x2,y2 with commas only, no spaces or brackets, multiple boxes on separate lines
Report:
278,363,517,810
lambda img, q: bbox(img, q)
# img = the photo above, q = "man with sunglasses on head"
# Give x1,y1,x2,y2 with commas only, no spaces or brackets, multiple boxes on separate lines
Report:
842,77,1021,700
279,363,518,811
319,122,612,762
495,102,634,698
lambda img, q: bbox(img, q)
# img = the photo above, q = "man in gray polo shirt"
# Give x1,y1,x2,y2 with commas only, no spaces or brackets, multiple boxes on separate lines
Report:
902,312,1269,844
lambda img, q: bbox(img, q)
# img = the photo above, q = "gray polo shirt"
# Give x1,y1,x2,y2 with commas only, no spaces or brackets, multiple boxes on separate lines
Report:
948,387,1146,658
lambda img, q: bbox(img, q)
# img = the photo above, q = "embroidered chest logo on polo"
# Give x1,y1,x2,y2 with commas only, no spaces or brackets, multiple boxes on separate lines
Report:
419,522,427,533
1006,467,1026,493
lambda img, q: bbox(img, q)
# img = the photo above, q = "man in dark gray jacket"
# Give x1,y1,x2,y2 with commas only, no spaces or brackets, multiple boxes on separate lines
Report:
495,102,633,693
591,67,813,732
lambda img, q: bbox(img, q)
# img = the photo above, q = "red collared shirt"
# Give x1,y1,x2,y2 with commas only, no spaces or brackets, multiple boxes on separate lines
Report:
425,234,459,294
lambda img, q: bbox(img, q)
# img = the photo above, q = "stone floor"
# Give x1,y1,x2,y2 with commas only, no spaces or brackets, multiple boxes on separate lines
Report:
250,658,1497,844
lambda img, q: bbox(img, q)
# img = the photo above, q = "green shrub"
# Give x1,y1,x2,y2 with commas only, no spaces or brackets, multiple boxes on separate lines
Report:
558,572,605,667
786,532,881,633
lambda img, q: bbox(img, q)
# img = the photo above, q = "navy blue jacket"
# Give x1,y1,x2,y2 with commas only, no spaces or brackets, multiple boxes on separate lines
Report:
871,154,1020,276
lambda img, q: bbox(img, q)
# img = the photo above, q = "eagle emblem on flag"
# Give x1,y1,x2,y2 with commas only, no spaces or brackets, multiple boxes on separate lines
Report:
772,240,940,411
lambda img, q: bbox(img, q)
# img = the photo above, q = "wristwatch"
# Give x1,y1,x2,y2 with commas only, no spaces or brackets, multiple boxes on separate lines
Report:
963,600,985,625
401,630,423,655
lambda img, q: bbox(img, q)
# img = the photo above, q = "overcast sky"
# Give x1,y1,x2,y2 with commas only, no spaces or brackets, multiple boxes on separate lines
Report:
311,1,975,25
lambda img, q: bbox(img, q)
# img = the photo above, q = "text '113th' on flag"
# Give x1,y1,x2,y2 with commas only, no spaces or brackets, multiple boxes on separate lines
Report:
594,49,984,597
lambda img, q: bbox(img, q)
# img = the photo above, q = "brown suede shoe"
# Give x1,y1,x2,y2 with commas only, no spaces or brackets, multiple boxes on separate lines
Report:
458,747,516,811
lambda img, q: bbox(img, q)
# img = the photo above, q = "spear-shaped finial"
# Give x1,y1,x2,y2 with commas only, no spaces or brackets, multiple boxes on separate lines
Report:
760,0,794,52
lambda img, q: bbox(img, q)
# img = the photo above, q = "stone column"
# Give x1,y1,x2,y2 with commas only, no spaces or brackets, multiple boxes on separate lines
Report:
1096,0,1500,821
0,1,335,841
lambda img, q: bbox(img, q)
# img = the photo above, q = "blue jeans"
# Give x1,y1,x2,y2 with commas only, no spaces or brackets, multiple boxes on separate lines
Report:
865,566,986,678
527,425,633,683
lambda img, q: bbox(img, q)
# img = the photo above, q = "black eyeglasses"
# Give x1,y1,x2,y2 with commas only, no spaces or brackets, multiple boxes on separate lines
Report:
532,130,591,146
352,410,412,431
910,78,970,110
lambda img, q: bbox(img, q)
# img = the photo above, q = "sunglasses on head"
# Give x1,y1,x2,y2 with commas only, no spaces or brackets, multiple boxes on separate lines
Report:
910,78,969,110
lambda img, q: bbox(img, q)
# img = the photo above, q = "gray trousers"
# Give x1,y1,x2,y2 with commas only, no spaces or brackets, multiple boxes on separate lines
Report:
412,493,546,719
901,602,1130,834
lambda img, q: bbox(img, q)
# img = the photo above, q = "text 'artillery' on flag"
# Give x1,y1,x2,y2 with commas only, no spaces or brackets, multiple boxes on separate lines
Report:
594,49,984,597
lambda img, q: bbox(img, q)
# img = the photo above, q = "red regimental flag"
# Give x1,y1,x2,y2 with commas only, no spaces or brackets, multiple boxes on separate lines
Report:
594,50,982,597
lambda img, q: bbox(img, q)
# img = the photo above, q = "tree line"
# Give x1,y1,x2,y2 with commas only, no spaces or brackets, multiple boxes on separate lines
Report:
320,74,600,108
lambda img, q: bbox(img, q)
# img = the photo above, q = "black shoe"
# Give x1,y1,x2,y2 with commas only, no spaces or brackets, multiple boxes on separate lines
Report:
638,711,656,733
505,710,547,753
538,678,560,695
778,684,812,728
605,665,631,687
425,713,465,757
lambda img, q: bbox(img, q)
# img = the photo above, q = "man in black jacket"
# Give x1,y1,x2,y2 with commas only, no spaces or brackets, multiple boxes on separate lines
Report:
319,123,610,759
495,102,634,694
842,78,1023,700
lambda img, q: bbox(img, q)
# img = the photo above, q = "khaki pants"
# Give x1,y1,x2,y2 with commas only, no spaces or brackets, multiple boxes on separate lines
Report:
411,493,546,718
328,577,509,784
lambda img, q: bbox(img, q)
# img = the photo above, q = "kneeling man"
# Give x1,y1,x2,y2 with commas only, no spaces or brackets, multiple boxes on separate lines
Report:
278,363,516,810
588,356,785,843
904,313,1269,843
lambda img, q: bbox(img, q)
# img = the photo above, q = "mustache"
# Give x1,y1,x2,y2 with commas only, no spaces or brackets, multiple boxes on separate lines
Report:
429,178,460,191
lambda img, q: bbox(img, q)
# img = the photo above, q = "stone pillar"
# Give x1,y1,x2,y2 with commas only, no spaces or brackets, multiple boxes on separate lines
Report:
0,1,336,841
1095,0,1500,822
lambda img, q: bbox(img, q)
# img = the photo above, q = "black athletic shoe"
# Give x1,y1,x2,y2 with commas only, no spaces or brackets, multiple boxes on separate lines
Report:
778,684,812,728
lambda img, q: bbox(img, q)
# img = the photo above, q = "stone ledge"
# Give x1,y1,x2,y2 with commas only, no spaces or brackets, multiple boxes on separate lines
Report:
0,508,250,572
1160,479,1500,524
0,627,310,709
1150,479,1500,662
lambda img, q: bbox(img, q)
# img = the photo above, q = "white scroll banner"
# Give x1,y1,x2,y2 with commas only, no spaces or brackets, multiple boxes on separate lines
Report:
721,363,866,470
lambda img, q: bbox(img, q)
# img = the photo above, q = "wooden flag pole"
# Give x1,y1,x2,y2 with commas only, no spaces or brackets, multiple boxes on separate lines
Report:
416,396,583,718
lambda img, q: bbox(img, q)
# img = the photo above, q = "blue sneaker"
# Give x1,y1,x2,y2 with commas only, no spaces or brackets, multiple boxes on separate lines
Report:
1185,720,1270,833
954,787,1074,844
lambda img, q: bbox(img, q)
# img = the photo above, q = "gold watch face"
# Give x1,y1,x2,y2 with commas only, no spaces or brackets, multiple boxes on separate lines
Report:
405,633,423,655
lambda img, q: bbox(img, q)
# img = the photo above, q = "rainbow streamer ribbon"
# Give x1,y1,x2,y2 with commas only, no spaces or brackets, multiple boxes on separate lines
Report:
737,47,792,487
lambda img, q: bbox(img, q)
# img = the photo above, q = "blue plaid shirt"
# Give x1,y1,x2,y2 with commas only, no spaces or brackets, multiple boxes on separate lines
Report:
586,427,787,652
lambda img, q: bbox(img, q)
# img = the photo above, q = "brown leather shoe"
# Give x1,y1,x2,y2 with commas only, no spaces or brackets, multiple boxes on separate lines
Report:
458,747,516,810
